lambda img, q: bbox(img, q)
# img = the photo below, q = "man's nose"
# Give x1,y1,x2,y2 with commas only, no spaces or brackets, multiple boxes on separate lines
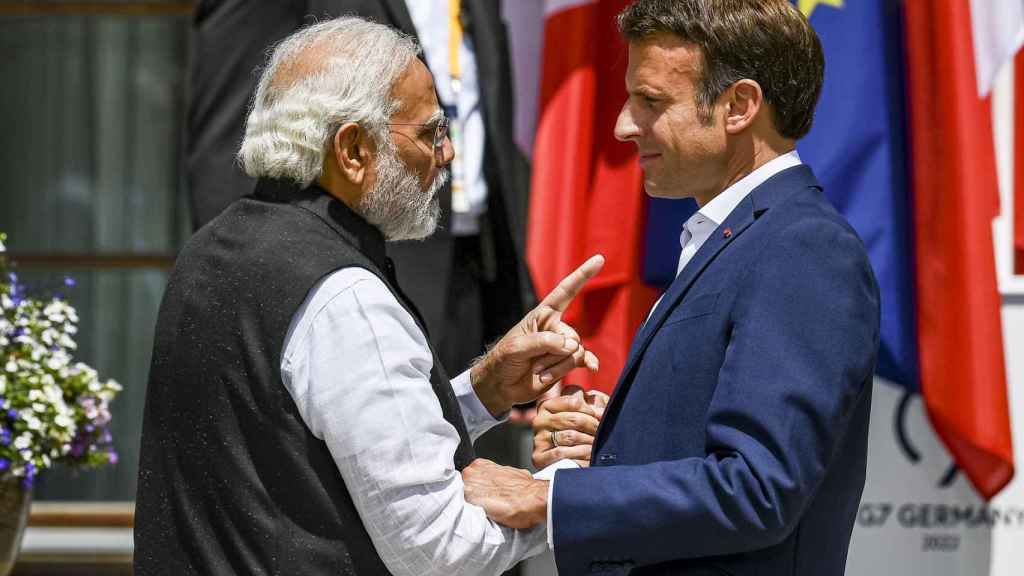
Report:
614,104,640,142
437,135,454,165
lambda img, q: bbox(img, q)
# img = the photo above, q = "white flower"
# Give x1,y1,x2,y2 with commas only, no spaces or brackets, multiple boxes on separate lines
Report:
4,360,16,373
46,353,69,371
43,382,61,401
54,414,74,430
0,236,5,252
25,416,42,431
13,434,32,450
0,294,12,311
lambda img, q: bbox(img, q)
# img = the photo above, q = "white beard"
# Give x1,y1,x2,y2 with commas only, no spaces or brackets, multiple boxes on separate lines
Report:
356,141,446,242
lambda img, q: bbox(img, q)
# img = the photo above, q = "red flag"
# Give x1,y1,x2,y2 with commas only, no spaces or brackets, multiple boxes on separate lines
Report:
1016,51,1024,274
527,0,657,394
904,0,1015,499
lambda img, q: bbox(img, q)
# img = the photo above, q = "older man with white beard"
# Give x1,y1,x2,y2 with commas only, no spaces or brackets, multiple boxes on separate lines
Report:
134,17,601,576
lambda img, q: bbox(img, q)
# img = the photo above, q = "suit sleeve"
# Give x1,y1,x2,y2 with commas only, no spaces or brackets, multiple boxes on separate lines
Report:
550,218,880,569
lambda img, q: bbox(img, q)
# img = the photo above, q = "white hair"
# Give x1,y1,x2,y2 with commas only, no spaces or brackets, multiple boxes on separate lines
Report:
238,17,420,186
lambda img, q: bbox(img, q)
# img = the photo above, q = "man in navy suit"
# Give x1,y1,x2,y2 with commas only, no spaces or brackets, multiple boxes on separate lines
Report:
462,1,881,574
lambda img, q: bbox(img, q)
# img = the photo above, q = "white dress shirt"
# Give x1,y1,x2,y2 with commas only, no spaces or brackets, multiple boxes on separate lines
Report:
547,149,804,548
281,268,547,576
405,0,489,235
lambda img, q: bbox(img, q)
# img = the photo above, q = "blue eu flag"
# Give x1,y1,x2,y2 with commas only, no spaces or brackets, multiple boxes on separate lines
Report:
798,0,919,390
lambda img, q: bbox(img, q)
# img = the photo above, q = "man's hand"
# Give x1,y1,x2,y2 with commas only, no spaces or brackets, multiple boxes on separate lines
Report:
532,386,610,468
462,458,548,529
471,255,605,416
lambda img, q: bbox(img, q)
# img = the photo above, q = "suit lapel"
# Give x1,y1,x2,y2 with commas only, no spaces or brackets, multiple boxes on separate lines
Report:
594,165,823,451
461,0,501,137
599,197,757,423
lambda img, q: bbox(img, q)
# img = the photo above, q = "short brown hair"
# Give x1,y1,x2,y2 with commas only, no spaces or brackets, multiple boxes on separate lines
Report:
618,0,824,139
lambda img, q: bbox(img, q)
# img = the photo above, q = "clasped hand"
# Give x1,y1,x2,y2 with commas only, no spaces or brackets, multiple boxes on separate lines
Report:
463,253,613,529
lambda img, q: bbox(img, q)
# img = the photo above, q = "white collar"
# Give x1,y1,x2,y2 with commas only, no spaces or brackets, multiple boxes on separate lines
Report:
695,150,802,227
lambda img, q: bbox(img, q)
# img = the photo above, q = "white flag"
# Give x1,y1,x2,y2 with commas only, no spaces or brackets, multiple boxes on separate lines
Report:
969,0,1024,96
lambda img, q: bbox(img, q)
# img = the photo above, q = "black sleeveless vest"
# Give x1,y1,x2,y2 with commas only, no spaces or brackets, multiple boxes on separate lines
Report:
134,179,475,575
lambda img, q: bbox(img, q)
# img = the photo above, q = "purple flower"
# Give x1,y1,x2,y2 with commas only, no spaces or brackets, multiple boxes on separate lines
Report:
108,451,119,465
0,427,9,446
6,408,16,419
21,462,35,490
0,458,8,471
63,277,76,288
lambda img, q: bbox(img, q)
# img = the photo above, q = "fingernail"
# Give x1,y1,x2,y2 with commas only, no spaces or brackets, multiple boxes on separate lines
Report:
540,372,553,384
533,364,544,374
563,339,579,352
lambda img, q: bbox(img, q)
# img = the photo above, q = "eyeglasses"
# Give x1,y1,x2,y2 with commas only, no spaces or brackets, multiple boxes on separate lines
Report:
387,115,450,163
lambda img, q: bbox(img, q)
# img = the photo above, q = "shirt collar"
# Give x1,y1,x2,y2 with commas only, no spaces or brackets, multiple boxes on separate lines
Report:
693,150,803,229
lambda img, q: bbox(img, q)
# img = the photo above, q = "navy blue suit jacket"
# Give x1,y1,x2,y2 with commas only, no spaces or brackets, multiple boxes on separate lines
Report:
551,165,880,575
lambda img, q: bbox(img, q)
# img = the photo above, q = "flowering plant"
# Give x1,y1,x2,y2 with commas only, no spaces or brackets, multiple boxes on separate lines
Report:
0,232,122,490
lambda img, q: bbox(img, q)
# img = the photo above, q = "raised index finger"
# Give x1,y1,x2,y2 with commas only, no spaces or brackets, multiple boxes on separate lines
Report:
540,254,605,312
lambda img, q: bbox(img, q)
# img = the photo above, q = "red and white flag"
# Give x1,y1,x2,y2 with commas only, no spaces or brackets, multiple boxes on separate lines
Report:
905,0,1018,499
527,0,657,393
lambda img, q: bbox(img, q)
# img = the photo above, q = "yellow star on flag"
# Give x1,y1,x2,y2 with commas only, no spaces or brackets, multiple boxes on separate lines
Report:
799,0,844,18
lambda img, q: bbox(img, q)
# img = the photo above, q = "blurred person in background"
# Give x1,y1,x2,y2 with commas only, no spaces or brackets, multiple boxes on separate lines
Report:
186,0,533,375
136,18,601,575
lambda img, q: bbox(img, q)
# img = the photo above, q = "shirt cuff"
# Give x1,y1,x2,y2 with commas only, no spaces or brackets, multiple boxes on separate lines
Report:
547,473,555,549
451,369,506,442
532,459,580,550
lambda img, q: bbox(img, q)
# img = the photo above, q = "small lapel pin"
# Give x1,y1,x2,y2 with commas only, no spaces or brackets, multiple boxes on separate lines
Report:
723,228,733,239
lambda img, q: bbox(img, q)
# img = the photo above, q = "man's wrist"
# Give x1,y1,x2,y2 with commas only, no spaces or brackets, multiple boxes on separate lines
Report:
470,356,511,417
526,478,550,526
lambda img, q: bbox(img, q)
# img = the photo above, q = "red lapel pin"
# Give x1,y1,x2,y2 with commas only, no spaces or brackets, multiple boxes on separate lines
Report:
723,228,733,238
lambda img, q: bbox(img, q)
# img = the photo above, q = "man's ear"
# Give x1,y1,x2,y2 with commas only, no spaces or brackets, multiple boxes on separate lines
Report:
333,122,372,185
723,79,763,135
